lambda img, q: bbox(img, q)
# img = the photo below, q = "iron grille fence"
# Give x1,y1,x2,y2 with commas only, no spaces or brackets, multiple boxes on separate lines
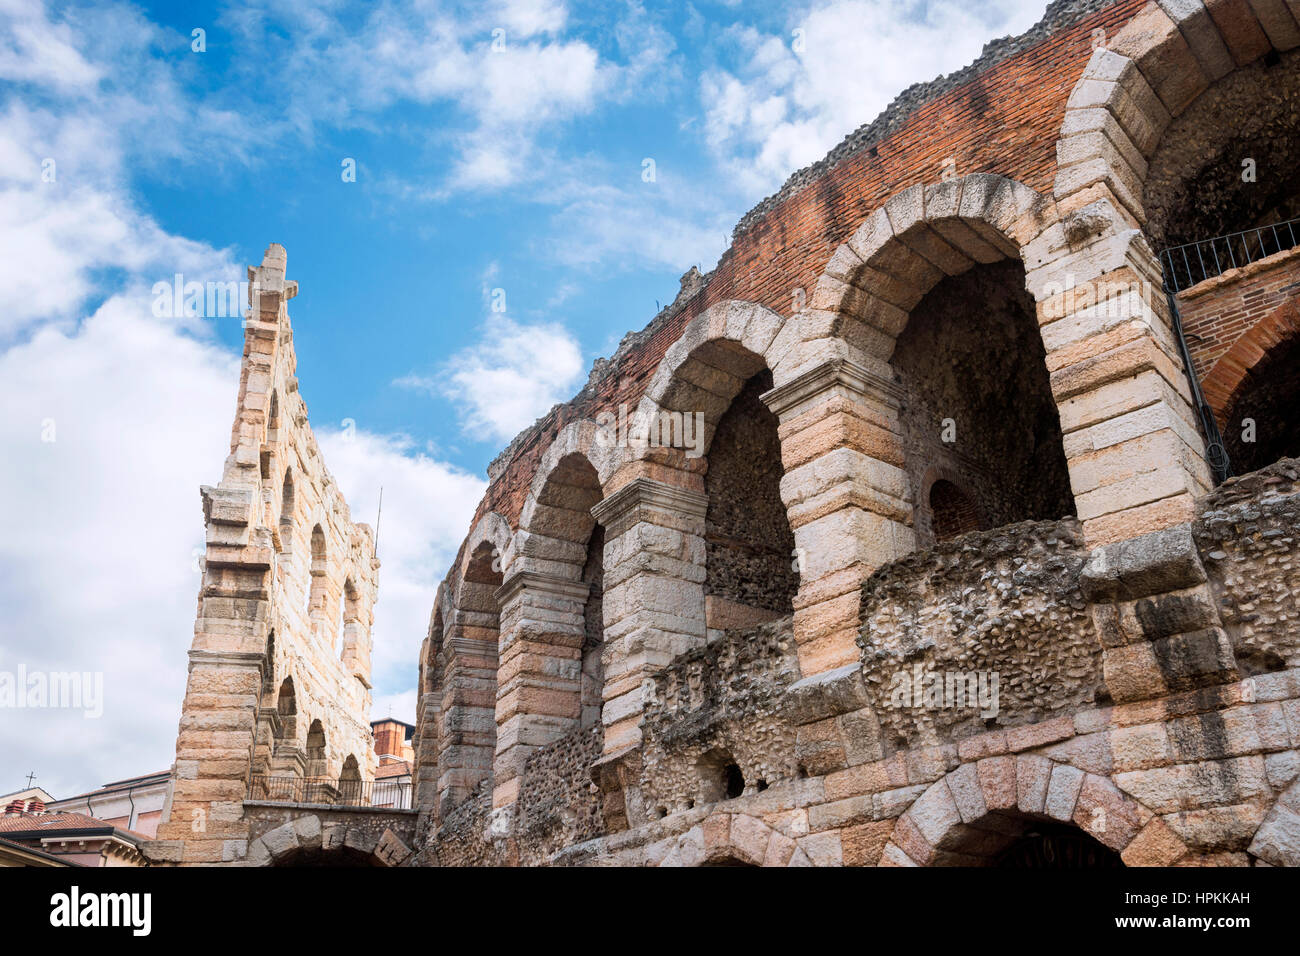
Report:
248,774,412,809
1160,216,1300,293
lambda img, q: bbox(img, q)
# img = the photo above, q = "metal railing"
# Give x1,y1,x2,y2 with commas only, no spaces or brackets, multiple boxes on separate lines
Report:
1160,216,1300,293
248,774,412,809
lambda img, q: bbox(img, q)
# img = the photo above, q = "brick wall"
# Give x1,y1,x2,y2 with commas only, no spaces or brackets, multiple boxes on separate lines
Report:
1178,246,1300,393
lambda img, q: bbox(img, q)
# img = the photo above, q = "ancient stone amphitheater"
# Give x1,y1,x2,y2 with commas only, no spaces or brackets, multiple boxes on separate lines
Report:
148,0,1300,867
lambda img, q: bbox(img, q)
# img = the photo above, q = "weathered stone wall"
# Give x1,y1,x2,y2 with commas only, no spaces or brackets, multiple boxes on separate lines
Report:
1196,457,1300,673
639,619,802,816
149,245,379,866
515,726,605,862
858,519,1101,749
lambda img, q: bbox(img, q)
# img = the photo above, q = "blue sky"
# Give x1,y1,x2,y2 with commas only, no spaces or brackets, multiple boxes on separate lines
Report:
0,0,1049,795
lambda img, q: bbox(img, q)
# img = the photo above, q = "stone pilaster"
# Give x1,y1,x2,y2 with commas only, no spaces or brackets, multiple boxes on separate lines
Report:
492,570,590,810
435,627,498,814
589,477,707,830
1028,227,1213,545
762,358,915,677
594,479,707,749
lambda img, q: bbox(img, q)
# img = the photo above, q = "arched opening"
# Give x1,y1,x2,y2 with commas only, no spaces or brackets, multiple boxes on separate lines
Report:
446,540,504,802
1137,46,1300,481
278,468,294,551
929,478,982,542
891,259,1074,547
308,524,331,645
1221,331,1300,473
261,630,276,701
305,719,327,778
525,451,606,724
1143,49,1300,256
339,576,359,662
269,845,383,867
580,523,604,731
994,821,1123,868
339,755,362,805
926,808,1124,867
267,389,280,435
703,368,798,627
276,676,296,718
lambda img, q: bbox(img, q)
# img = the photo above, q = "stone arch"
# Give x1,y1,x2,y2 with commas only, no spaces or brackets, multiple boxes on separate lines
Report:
339,755,362,804
1201,299,1300,472
457,511,513,584
278,467,294,550
636,300,787,457
656,812,805,867
413,591,447,812
267,389,280,441
308,523,332,645
1054,0,1300,238
496,440,608,812
633,299,799,628
305,718,327,777
261,629,277,701
339,576,359,662
806,173,1047,371
776,174,1073,671
245,816,414,867
513,420,620,570
880,755,1191,867
276,676,296,718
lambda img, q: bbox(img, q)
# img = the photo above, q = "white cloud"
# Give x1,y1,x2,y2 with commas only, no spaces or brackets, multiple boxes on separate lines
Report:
700,0,1046,193
0,294,240,797
403,313,585,443
0,0,101,92
492,0,569,37
317,428,486,721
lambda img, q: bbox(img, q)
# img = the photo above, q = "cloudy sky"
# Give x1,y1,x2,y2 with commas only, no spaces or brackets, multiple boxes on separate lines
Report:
0,0,1049,796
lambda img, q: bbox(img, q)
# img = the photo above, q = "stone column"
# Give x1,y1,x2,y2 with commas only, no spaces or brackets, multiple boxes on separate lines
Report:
491,569,589,812
1028,226,1212,546
412,685,440,812
435,613,498,815
761,358,915,678
590,477,707,830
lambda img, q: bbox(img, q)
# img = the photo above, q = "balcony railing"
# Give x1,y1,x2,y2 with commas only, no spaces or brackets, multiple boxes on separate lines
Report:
1160,216,1300,293
248,774,412,809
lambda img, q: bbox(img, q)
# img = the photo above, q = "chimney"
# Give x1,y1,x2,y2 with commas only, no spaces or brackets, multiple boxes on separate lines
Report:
27,799,45,815
4,799,26,816
373,719,402,764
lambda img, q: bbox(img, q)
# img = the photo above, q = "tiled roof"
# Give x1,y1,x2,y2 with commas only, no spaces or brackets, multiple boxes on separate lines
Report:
0,811,149,842
375,761,411,779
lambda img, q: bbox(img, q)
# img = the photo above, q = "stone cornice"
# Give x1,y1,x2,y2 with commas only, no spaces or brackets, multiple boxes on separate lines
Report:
761,357,902,418
496,569,591,606
591,477,708,526
187,649,264,670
